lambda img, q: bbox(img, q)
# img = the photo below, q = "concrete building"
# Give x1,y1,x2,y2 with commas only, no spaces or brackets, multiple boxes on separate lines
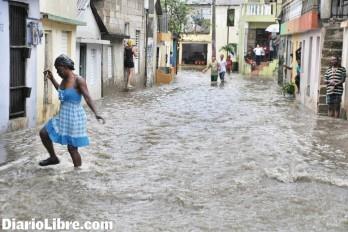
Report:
280,0,347,115
75,0,110,100
0,0,40,133
91,0,146,94
180,0,212,66
238,0,281,75
216,0,242,68
339,1,348,118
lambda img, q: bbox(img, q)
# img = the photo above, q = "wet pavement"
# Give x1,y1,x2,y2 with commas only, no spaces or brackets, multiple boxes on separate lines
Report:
1,70,348,231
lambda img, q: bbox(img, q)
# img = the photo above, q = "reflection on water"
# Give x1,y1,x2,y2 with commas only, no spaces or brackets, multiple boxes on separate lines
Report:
1,71,348,231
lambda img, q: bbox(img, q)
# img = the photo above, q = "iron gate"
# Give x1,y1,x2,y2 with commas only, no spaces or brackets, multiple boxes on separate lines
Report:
9,2,28,118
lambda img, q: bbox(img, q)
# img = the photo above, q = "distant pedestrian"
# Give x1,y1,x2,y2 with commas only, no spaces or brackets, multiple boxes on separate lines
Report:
203,56,219,83
324,56,346,118
253,44,264,66
226,54,233,74
269,39,274,61
295,43,302,61
124,39,137,89
170,51,175,67
244,50,256,71
218,54,227,82
295,59,301,94
39,55,105,167
283,54,301,93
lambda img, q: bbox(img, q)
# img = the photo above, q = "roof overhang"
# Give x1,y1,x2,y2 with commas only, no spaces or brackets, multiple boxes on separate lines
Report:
101,33,130,40
76,37,110,45
42,13,86,26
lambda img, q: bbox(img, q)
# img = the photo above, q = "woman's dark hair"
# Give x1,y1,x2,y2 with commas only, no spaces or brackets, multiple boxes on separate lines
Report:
54,54,75,70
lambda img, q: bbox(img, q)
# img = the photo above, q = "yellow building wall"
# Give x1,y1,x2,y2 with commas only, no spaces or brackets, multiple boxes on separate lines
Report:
36,19,77,124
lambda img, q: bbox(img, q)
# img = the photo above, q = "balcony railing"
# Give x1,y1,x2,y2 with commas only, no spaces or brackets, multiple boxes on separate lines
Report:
243,3,274,16
331,0,348,18
282,0,319,23
302,0,319,14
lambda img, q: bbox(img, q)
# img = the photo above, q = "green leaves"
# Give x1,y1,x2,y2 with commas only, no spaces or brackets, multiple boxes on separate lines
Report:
163,0,191,35
219,43,236,55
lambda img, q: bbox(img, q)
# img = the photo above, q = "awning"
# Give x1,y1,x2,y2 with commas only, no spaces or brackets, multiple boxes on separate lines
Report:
76,37,110,45
101,33,130,40
42,13,86,26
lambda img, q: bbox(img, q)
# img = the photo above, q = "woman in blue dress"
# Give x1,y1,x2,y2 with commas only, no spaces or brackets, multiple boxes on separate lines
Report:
39,55,105,167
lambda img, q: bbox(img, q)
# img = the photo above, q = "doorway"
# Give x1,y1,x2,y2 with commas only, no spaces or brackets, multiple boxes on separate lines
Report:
9,2,28,119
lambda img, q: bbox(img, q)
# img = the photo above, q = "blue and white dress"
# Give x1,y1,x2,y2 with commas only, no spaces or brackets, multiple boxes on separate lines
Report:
45,87,89,147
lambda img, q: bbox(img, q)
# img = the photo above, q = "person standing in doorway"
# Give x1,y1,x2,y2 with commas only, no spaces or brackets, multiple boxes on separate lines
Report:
324,56,346,118
218,54,227,82
295,43,302,61
124,39,137,89
295,59,301,94
253,44,264,66
203,56,219,83
39,55,105,167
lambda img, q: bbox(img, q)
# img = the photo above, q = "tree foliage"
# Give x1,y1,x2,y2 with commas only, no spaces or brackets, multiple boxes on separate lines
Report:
191,11,211,33
219,43,236,56
162,0,190,35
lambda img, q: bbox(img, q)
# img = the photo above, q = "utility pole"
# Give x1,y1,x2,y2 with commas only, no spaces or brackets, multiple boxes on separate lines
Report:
212,0,216,57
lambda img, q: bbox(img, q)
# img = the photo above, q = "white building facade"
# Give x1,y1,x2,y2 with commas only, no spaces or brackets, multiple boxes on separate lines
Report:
0,0,40,133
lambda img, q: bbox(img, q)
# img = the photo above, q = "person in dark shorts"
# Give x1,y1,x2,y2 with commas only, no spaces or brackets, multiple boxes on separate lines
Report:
324,56,346,118
203,56,219,83
218,54,227,82
124,39,137,89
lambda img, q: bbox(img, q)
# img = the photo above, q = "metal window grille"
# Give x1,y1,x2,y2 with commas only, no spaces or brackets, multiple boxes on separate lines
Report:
331,0,348,18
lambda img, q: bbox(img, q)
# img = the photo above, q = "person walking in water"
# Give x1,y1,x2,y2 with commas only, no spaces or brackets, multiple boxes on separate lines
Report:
218,54,227,82
39,55,105,167
124,39,137,89
324,56,346,118
203,56,219,83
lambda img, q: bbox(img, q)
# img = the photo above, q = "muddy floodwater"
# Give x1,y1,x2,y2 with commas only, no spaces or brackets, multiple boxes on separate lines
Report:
1,71,348,231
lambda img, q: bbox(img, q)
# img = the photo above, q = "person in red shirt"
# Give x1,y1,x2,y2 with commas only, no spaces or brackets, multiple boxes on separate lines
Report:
226,54,233,74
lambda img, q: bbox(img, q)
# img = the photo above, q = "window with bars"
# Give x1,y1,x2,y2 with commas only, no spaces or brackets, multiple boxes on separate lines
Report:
331,0,348,18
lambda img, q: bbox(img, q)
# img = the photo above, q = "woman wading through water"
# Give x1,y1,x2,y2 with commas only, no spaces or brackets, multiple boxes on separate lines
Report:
39,55,105,167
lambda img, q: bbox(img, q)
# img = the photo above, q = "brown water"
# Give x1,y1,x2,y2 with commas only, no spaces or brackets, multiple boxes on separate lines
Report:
1,70,348,231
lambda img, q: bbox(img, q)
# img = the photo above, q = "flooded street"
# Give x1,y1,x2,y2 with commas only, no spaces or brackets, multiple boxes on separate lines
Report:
1,70,348,231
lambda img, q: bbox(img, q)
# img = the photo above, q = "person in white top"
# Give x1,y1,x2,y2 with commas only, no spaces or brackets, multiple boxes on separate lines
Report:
218,54,227,82
253,44,264,66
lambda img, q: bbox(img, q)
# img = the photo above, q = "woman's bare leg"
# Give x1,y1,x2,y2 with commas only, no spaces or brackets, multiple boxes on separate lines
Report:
127,68,133,87
67,145,82,167
39,127,59,166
